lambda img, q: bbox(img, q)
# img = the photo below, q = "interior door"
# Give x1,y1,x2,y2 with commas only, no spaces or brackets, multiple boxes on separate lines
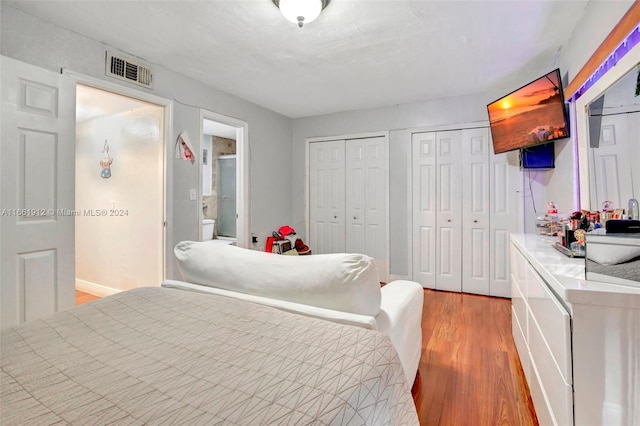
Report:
435,130,462,292
461,128,490,295
309,140,345,254
346,136,388,281
412,132,437,288
1,56,76,329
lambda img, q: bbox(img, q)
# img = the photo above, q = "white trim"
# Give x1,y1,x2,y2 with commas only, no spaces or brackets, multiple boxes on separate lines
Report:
304,130,390,282
199,109,250,248
75,279,121,297
62,69,173,281
575,41,640,210
306,130,389,143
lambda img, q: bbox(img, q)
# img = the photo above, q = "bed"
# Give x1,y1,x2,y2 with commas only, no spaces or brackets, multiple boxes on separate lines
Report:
1,243,422,425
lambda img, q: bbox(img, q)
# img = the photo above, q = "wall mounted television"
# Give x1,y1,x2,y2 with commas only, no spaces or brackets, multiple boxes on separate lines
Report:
487,69,569,155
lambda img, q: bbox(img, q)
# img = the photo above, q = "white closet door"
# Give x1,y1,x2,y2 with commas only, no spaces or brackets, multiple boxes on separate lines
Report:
461,128,490,295
490,148,520,297
309,140,345,254
346,137,388,281
436,131,463,292
412,132,437,288
1,56,76,328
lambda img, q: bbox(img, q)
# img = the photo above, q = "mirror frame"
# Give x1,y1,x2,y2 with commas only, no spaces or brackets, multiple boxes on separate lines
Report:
576,42,640,210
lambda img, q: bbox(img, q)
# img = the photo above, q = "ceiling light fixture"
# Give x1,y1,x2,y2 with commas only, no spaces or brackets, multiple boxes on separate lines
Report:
273,0,330,28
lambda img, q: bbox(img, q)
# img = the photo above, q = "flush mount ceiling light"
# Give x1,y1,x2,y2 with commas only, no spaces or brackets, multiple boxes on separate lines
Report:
273,0,330,28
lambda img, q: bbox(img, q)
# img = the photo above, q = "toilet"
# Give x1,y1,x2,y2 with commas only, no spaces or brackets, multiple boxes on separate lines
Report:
202,219,215,241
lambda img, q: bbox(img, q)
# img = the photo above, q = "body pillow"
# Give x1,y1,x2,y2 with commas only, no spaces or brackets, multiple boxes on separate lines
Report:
174,241,382,316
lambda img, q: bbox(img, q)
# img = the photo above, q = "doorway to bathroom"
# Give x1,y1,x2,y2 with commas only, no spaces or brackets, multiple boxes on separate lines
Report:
74,84,166,296
199,110,249,246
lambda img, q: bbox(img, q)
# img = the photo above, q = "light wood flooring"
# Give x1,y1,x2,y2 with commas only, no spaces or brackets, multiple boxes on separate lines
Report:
75,288,537,424
75,290,100,305
413,289,538,425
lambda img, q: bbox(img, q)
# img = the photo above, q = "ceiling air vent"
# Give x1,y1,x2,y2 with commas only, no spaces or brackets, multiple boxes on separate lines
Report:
105,51,153,89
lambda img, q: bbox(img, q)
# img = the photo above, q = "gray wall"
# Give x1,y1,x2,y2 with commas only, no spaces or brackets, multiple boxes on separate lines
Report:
1,5,293,279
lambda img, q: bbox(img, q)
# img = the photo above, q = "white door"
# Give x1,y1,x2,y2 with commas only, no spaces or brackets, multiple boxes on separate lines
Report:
590,114,635,209
346,137,388,281
309,140,345,254
435,131,462,292
461,128,490,295
412,132,437,288
1,56,76,329
490,148,520,297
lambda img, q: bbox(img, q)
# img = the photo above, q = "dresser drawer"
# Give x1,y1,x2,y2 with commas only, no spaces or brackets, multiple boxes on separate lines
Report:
511,274,528,345
525,261,572,384
529,314,573,426
511,305,530,380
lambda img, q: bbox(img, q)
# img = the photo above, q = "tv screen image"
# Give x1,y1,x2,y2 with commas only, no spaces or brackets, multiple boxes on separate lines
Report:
487,69,568,154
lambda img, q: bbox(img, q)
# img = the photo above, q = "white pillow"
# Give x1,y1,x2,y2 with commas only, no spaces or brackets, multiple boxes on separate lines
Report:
174,241,382,316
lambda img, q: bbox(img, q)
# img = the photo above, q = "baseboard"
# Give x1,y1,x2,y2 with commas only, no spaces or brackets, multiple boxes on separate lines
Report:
389,274,410,282
75,279,121,297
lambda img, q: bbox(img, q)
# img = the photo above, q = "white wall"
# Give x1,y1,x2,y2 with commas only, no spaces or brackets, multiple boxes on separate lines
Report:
1,5,293,279
76,106,163,292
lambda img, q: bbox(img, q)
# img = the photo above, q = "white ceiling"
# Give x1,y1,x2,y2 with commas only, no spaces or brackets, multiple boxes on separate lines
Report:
8,0,590,118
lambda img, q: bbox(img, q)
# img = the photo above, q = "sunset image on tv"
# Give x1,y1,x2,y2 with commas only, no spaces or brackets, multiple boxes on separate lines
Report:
488,69,568,154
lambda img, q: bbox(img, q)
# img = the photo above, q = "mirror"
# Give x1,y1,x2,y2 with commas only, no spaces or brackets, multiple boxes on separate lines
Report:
588,65,640,211
576,42,640,212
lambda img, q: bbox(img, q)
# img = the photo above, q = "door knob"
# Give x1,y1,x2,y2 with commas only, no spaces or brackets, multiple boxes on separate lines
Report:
473,220,478,223
353,216,356,220
447,219,451,222
334,216,337,219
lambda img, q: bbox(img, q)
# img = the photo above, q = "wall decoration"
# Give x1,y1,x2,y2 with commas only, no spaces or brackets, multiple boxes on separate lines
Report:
100,139,113,179
176,131,196,164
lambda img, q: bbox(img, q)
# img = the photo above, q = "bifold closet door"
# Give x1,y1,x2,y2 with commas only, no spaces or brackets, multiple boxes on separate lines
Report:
309,140,346,254
461,128,490,295
435,131,462,292
346,136,388,280
412,132,437,288
412,130,462,291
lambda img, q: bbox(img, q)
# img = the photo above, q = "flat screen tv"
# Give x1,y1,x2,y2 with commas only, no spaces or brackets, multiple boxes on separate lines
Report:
487,69,569,154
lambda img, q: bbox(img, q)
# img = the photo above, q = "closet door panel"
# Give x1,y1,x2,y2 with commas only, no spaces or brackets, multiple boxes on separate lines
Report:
346,140,366,254
436,131,462,292
490,148,520,297
309,140,345,254
462,128,490,295
412,132,437,288
363,137,387,280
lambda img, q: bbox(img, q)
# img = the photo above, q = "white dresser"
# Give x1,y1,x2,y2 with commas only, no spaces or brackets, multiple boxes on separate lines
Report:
510,234,640,426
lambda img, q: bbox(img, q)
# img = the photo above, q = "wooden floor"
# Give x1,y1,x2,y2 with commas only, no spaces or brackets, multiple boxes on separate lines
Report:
413,289,538,425
74,288,536,424
75,290,100,305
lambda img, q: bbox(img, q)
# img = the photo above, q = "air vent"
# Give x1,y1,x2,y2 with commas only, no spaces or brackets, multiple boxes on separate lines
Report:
105,51,153,89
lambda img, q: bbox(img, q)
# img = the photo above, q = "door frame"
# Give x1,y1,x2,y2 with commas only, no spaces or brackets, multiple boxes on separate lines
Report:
305,131,390,281
63,69,173,282
199,109,250,248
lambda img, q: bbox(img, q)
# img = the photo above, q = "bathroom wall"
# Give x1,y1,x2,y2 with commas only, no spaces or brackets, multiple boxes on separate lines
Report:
203,136,236,222
76,105,163,292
